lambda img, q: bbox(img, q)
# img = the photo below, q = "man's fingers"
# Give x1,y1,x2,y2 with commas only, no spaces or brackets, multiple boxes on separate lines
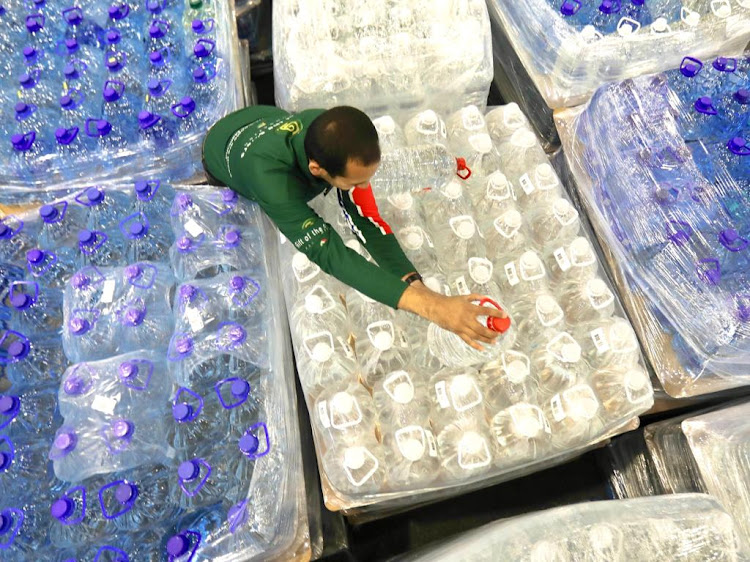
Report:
460,332,485,351
485,306,508,319
465,294,508,318
468,322,499,341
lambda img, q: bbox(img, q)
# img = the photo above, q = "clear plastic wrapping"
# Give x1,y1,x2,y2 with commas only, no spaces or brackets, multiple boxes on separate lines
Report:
396,494,744,561
272,0,493,120
279,104,653,514
487,0,750,108
556,51,750,398
0,183,309,561
0,1,243,193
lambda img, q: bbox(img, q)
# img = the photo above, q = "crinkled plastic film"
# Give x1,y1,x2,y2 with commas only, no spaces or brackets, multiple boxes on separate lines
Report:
396,494,743,561
278,104,653,514
271,0,493,120
487,0,750,108
556,52,750,398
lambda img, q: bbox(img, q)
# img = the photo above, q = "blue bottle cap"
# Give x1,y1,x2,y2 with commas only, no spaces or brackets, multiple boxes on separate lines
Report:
193,41,212,58
54,431,77,452
224,229,241,247
176,193,193,209
178,460,200,480
175,336,194,355
172,402,193,421
148,21,166,39
118,360,138,379
64,6,83,25
60,95,74,109
694,96,715,114
123,306,145,326
0,223,9,237
26,248,44,264
10,293,31,310
63,63,78,78
115,483,137,503
180,96,196,112
230,275,245,291
0,395,20,416
50,497,75,520
238,432,259,455
128,221,146,237
111,419,133,438
147,77,162,94
69,317,91,335
11,132,35,151
14,102,31,117
146,0,163,13
78,229,96,245
713,57,733,72
191,19,204,32
193,66,207,82
86,186,104,204
39,204,58,221
227,324,246,345
102,85,121,102
0,452,11,471
25,14,44,33
728,137,747,154
231,379,250,398
598,0,620,13
167,534,190,557
560,0,579,16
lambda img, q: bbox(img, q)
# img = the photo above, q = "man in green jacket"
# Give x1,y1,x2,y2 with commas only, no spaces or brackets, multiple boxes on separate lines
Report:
202,105,505,350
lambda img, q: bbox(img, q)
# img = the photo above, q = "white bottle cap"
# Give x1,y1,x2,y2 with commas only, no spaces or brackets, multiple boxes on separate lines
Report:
451,375,474,398
375,116,396,134
444,180,462,199
536,163,555,181
514,410,543,438
488,171,509,190
520,250,540,269
331,392,354,414
506,360,529,384
537,295,558,315
683,9,700,26
419,110,438,127
569,393,598,420
610,321,634,349
580,25,600,42
311,341,333,363
469,258,493,285
468,133,493,154
393,382,414,403
304,293,324,314
344,447,366,470
401,438,424,462
461,431,484,454
460,105,484,129
424,276,442,293
404,230,424,250
455,220,476,240
625,368,648,391
588,278,608,298
504,209,522,230
510,129,536,149
561,342,582,363
552,198,572,216
652,17,668,32
292,252,310,270
570,237,591,258
372,330,394,351
388,192,413,210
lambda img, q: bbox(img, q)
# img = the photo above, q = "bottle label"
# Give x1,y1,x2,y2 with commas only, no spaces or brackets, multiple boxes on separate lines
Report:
186,308,205,332
184,219,204,238
317,401,331,429
504,262,520,286
101,279,116,304
337,336,355,360
550,394,565,422
398,330,409,349
519,173,535,195
454,276,470,296
590,328,610,354
425,429,438,457
553,247,571,272
434,381,450,409
92,395,117,416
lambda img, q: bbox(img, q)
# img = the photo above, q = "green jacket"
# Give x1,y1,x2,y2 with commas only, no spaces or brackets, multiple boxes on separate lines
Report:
201,105,416,308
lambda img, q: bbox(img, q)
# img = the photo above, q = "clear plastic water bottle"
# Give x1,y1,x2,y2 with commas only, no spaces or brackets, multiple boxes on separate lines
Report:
137,109,176,149
83,117,127,153
432,214,485,274
107,2,139,35
147,18,181,54
436,417,494,480
172,96,202,136
371,144,457,196
515,163,564,212
490,402,550,465
75,186,124,232
9,130,49,177
174,283,218,335
0,501,53,556
450,257,502,298
176,456,230,511
356,320,411,388
214,274,265,326
485,208,529,266
561,276,616,324
472,171,517,223
591,365,652,419
62,305,118,362
480,350,536,413
38,200,78,248
25,247,76,290
345,287,394,336
115,296,174,353
545,383,603,449
6,280,62,335
575,316,640,370
531,332,589,398
0,216,38,265
313,382,377,448
526,197,581,253
48,483,107,547
21,45,57,77
120,211,174,263
381,423,440,489
61,59,98,95
372,115,406,151
12,101,48,133
54,125,90,165
429,368,486,422
0,434,56,496
104,50,145,99
511,292,566,349
60,37,102,83
498,128,548,183
188,63,221,119
373,369,431,427
24,13,57,52
75,229,125,268
120,261,175,303
486,103,531,144
404,109,448,147
0,386,59,444
16,70,57,109
102,27,139,59
291,284,350,342
132,179,176,215
191,37,216,68
322,437,386,496
61,5,102,45
168,386,230,457
498,249,549,300
64,265,111,312
296,330,359,400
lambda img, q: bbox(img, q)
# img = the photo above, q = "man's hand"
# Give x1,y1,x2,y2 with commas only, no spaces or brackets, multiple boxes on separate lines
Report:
398,285,508,351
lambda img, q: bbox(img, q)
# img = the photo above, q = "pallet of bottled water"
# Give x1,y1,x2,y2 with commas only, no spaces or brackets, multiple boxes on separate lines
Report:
0,183,310,560
279,103,654,513
603,399,750,556
396,494,743,561
272,0,492,120
0,0,242,190
486,0,750,108
556,51,750,398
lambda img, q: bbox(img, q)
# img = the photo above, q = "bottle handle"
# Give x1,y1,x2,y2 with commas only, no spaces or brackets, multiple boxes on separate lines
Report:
477,297,511,333
455,157,472,180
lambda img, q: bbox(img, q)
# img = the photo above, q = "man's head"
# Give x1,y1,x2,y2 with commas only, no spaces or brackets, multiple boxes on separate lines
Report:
305,106,381,191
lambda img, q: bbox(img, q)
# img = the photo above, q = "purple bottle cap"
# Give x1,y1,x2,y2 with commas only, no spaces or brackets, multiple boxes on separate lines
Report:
598,0,619,13
177,236,193,252
63,63,78,78
147,0,163,12
680,57,702,77
137,110,160,129
102,85,121,102
60,95,74,109
238,432,259,455
63,375,85,395
192,19,204,32
123,307,145,326
193,66,207,82
96,120,112,136
134,180,150,194
8,341,28,359
108,3,129,20
176,193,193,210
149,50,164,65
14,102,31,117
51,497,75,520
179,284,197,302
231,379,250,398
734,89,750,105
148,21,166,39
0,224,8,238
178,460,200,480
19,73,34,87
69,317,91,335
86,186,104,204
230,275,245,291
55,127,79,145
11,132,35,151
721,229,739,244
172,402,193,421
224,229,241,247
9,293,31,310
167,534,190,557
64,38,79,54
111,419,133,438
118,361,138,379
228,325,246,345
25,14,44,32
64,6,83,25
71,272,89,289
124,264,142,280
147,77,162,94
713,57,734,72
39,204,58,222
728,137,747,154
54,431,77,452
176,336,193,355
0,396,20,416
193,41,212,58
78,230,96,245
22,46,37,60
129,222,146,237
105,29,121,44
560,0,579,15
26,249,44,264
0,452,11,471
0,513,10,533
115,483,137,503
694,96,715,114
221,188,237,203
105,54,124,71
180,96,196,112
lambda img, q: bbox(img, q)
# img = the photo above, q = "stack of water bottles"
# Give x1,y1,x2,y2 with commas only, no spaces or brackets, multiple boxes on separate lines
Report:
0,0,241,189
397,494,744,561
556,52,749,398
486,0,750,107
602,400,750,556
272,0,493,119
0,183,308,560
280,103,653,512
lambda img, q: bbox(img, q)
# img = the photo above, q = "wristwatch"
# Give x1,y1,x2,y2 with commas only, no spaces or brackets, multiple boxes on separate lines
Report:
403,272,423,285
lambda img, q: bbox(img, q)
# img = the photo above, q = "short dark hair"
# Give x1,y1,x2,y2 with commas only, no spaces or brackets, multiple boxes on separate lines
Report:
304,106,381,178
